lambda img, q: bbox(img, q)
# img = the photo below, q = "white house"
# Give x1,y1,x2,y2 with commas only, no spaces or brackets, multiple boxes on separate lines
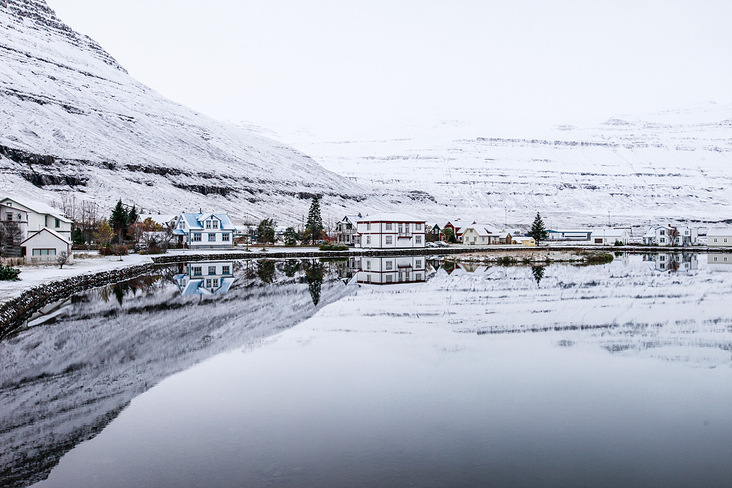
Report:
356,213,426,249
172,212,235,249
0,197,72,241
357,256,427,284
546,229,592,241
707,227,732,247
20,227,73,264
642,225,698,246
590,228,629,245
173,261,235,295
336,215,361,246
648,252,698,272
461,223,511,245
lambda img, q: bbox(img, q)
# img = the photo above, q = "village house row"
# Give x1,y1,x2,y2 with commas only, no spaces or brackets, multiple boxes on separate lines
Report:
2,196,732,264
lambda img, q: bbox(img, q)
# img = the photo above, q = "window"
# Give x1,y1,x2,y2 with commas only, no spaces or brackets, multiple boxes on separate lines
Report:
714,238,718,243
222,266,230,274
193,233,202,242
366,223,371,230
366,260,371,270
208,266,216,275
32,248,56,256
415,223,422,230
206,221,212,229
660,230,665,235
55,218,60,228
415,235,422,244
714,257,718,262
415,259,422,267
659,238,665,243
726,238,729,243
385,223,393,230
386,275,393,283
222,233,230,241
416,273,422,281
385,261,393,270
206,279,212,287
192,267,202,276
385,236,393,245
208,233,216,242
366,236,371,245
5,213,11,221
212,278,219,287
213,221,219,229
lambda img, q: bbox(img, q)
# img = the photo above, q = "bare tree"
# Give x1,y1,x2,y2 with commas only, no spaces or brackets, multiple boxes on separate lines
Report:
56,251,69,269
0,221,22,257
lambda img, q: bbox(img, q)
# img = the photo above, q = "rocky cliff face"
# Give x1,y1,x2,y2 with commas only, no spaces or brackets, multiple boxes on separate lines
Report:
0,0,375,220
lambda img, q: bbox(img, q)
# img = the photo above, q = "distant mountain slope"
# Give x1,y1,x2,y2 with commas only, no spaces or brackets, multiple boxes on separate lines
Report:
288,103,732,226
0,0,373,221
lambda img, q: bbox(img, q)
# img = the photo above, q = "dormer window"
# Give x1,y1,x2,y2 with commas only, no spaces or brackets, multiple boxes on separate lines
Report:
206,220,212,229
213,220,219,229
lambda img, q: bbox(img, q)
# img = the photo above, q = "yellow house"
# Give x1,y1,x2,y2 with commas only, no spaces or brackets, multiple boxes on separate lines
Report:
512,236,536,247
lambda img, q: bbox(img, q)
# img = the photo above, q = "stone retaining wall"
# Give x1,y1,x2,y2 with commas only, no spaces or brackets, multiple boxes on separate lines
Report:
0,263,155,339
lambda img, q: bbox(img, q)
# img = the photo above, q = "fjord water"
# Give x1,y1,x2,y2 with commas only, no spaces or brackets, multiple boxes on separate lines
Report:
3,254,732,487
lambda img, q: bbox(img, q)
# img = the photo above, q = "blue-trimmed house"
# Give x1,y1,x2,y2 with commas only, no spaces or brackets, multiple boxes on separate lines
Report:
173,212,235,249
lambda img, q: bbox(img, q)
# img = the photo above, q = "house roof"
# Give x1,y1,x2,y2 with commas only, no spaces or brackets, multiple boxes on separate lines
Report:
463,223,501,237
179,212,235,230
20,227,71,245
0,196,72,223
359,212,424,223
708,227,732,237
341,215,361,224
591,228,627,237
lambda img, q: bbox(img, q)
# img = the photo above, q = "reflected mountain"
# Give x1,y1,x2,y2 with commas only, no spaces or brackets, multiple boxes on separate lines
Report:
0,260,355,488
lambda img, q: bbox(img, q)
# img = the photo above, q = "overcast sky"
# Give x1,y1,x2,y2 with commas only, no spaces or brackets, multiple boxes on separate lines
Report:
50,0,732,139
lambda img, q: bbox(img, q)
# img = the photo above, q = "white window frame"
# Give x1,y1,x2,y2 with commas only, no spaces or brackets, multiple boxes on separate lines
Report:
208,233,216,242
385,236,393,245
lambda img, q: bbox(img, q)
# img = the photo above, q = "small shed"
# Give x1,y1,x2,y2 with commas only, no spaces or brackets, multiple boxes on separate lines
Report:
21,228,72,265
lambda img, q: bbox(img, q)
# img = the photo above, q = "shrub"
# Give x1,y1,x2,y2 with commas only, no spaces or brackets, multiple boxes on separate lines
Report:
319,244,349,251
98,246,114,256
584,252,614,265
113,245,129,256
0,264,21,281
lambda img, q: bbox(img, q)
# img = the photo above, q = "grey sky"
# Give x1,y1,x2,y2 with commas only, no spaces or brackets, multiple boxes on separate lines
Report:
50,0,732,138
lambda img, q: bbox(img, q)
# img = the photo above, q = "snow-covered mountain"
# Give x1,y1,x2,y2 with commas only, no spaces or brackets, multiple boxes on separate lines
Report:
285,103,732,226
0,0,379,221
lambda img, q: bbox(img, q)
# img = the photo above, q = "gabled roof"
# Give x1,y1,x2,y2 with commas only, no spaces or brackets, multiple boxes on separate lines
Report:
463,223,501,236
139,214,177,226
179,212,235,230
0,196,72,223
591,228,627,237
708,227,732,237
20,227,71,245
341,215,361,224
359,212,424,223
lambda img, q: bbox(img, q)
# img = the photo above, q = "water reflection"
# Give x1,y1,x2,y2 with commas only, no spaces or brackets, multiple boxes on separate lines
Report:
643,252,698,273
357,256,427,284
173,261,236,295
3,254,732,488
708,253,732,271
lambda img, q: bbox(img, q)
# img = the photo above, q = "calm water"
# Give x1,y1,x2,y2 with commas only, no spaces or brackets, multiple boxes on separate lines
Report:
2,253,732,488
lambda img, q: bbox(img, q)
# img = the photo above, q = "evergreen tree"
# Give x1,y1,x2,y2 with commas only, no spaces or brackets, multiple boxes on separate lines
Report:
528,212,548,244
256,218,276,244
72,228,85,245
305,196,323,244
283,227,299,246
126,205,138,230
110,199,128,240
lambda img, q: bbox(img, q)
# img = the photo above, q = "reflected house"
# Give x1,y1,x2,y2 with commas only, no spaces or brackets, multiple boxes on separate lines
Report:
332,256,362,281
708,253,732,271
358,256,426,284
174,261,235,295
645,253,698,272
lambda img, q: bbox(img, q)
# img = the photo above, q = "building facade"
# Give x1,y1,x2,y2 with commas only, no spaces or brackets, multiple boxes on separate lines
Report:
173,212,235,249
335,215,361,246
356,213,426,249
590,228,629,245
708,227,732,247
0,197,72,241
20,227,72,264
